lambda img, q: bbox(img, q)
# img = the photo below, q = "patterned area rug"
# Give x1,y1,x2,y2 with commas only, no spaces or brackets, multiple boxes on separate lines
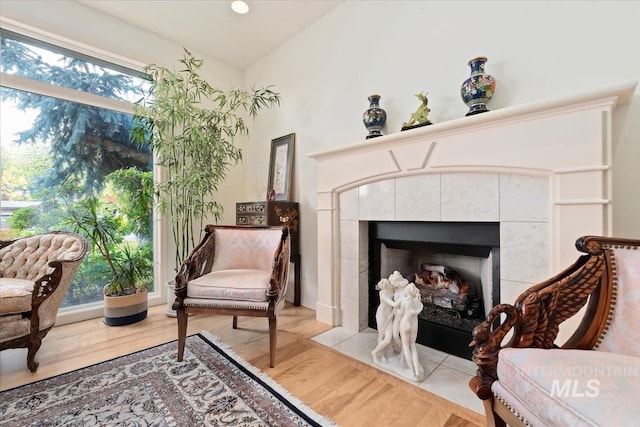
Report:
0,332,334,426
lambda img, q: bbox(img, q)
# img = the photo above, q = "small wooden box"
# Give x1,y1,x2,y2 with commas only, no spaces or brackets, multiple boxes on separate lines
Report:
236,201,268,225
236,201,297,227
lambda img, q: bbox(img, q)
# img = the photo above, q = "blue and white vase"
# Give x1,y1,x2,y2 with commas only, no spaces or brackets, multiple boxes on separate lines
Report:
363,94,387,139
460,56,496,116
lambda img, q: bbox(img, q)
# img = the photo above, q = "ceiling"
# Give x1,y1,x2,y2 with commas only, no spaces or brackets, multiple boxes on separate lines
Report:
80,0,344,69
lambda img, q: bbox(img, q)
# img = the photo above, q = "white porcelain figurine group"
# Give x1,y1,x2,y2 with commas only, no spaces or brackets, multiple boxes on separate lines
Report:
371,271,425,382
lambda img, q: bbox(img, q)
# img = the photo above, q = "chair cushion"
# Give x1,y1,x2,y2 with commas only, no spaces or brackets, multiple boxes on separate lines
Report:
0,313,30,341
494,347,640,426
187,269,270,302
0,278,35,315
211,228,282,271
596,247,640,357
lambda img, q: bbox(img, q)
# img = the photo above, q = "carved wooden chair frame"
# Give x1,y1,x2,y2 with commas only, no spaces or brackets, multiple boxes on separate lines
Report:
172,225,291,368
0,231,88,372
468,235,640,427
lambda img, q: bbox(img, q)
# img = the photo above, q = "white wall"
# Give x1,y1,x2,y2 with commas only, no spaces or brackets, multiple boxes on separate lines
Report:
245,0,640,309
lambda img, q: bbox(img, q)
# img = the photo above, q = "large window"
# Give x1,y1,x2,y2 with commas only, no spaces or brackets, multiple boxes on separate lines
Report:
0,29,154,314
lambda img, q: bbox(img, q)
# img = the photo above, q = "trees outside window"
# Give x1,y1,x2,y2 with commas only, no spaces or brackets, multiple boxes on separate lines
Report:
0,30,153,309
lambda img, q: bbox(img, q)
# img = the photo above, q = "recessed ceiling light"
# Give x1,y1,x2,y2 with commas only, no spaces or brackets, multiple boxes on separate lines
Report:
231,1,250,14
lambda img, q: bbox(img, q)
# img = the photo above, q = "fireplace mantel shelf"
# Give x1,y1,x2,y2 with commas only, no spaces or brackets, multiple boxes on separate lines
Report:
309,80,637,332
309,80,637,161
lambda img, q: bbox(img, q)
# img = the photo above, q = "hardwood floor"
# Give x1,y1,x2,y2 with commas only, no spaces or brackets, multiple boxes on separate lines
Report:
0,303,484,427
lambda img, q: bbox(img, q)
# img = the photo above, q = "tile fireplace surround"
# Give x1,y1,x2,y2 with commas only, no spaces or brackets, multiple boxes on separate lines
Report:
309,81,637,344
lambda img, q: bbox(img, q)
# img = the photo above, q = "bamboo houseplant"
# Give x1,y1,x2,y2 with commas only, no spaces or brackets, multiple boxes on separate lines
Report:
133,49,281,277
66,169,154,326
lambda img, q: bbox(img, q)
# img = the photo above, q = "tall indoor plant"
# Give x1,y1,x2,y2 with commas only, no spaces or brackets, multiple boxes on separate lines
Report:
133,49,281,272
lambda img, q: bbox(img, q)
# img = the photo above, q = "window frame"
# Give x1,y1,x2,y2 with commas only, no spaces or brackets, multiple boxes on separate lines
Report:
0,24,168,324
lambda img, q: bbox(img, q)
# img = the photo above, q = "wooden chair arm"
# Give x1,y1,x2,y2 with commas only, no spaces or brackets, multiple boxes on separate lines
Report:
29,259,81,340
468,235,634,401
267,227,291,304
174,226,217,297
31,261,64,311
469,303,520,399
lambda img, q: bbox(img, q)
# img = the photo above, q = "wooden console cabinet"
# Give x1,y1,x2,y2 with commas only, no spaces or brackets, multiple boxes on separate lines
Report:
236,201,300,306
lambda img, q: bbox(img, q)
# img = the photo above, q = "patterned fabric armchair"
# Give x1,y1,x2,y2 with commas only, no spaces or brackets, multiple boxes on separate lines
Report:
469,236,640,426
173,225,291,368
0,231,88,372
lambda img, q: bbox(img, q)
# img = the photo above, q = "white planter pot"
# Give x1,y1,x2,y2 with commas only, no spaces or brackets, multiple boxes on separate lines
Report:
165,280,177,317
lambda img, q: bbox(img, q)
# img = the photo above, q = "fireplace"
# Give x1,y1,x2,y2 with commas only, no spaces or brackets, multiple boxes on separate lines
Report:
368,221,499,359
309,82,636,350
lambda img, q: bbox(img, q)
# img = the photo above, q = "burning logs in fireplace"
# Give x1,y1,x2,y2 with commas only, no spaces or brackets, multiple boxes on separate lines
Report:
407,263,481,319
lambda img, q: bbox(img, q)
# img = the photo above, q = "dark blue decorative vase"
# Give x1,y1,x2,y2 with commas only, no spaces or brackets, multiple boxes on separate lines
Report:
460,56,496,116
363,94,387,139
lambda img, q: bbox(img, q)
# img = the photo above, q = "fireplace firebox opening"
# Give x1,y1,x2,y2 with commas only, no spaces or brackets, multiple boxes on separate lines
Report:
368,221,500,360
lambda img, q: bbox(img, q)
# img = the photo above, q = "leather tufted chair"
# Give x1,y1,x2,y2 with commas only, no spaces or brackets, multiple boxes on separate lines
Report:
0,231,88,372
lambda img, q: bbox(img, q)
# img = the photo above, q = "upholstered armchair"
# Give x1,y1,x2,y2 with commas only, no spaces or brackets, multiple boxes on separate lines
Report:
469,236,640,426
0,231,88,372
173,225,291,368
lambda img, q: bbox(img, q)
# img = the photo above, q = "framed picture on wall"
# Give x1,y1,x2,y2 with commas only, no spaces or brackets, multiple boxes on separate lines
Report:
267,133,295,201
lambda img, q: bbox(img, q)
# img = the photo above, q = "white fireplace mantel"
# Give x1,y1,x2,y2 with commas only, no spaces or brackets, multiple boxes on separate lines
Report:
309,81,637,330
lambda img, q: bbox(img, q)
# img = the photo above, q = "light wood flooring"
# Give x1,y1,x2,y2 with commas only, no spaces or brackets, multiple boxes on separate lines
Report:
0,303,485,427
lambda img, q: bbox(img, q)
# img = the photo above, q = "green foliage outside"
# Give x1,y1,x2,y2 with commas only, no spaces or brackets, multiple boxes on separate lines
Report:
5,169,154,303
1,32,154,307
1,35,151,195
0,140,52,201
7,207,38,231
63,169,154,296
